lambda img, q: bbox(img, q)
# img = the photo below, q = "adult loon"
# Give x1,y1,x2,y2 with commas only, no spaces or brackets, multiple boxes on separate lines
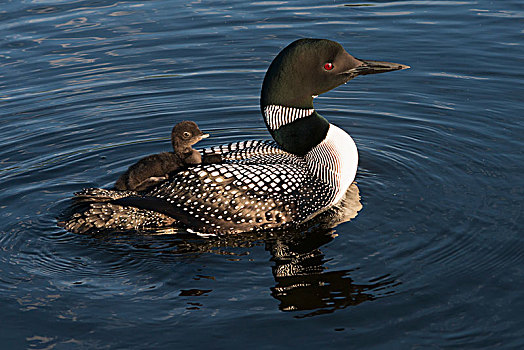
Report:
114,121,216,191
60,38,409,234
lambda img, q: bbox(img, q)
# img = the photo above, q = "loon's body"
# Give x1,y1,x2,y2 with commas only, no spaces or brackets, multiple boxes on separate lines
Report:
114,121,212,192
60,38,408,234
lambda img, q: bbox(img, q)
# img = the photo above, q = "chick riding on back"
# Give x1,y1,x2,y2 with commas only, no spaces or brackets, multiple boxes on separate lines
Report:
114,121,212,191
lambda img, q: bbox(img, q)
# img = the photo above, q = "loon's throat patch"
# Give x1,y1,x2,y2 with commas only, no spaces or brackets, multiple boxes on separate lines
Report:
263,105,315,130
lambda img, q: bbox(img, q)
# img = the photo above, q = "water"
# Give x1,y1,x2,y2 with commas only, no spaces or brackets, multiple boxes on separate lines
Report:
1,0,523,348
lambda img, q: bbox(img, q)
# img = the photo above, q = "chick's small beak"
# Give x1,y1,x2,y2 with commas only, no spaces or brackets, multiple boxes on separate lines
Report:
200,133,210,139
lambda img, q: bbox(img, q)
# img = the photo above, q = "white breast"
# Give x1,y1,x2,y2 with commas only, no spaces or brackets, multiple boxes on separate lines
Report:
305,123,358,205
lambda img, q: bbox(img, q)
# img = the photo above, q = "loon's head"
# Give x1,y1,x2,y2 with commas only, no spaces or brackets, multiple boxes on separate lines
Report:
260,38,409,155
171,121,209,152
261,38,409,108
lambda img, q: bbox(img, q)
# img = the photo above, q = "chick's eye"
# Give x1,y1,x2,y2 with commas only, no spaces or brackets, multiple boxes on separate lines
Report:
183,132,191,138
324,62,334,71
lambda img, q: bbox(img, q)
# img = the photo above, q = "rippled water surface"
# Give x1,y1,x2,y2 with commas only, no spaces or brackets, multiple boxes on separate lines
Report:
1,0,523,348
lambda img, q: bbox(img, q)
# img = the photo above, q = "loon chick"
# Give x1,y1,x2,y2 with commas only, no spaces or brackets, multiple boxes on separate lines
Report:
61,38,409,234
114,121,211,192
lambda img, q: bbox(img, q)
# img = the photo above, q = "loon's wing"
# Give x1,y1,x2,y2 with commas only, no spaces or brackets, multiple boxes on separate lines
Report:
200,140,287,161
128,161,337,234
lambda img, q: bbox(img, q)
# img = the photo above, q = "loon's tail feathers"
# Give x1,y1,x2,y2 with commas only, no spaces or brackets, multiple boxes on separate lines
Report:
58,201,176,234
73,187,139,203
58,188,176,234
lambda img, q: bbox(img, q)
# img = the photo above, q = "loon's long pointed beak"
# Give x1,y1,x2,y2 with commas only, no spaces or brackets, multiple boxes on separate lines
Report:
353,59,410,76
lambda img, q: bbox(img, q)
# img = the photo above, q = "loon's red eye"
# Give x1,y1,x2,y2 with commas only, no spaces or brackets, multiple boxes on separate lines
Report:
324,62,334,70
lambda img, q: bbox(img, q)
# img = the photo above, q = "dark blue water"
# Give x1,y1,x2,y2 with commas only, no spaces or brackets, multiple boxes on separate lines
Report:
1,0,523,348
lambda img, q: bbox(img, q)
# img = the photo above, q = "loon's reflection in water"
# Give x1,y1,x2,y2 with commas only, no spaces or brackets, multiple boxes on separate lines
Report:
87,183,398,315
267,228,397,316
266,183,397,316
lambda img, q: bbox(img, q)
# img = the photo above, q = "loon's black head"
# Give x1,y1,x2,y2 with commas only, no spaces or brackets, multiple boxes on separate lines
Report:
260,38,409,155
261,38,409,109
171,121,209,151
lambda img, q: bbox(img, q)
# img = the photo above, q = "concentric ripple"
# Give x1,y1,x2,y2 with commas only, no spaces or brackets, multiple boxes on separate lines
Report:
0,0,523,348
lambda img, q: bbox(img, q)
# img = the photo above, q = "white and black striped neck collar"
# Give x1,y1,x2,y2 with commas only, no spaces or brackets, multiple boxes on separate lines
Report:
262,104,330,157
263,105,315,131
